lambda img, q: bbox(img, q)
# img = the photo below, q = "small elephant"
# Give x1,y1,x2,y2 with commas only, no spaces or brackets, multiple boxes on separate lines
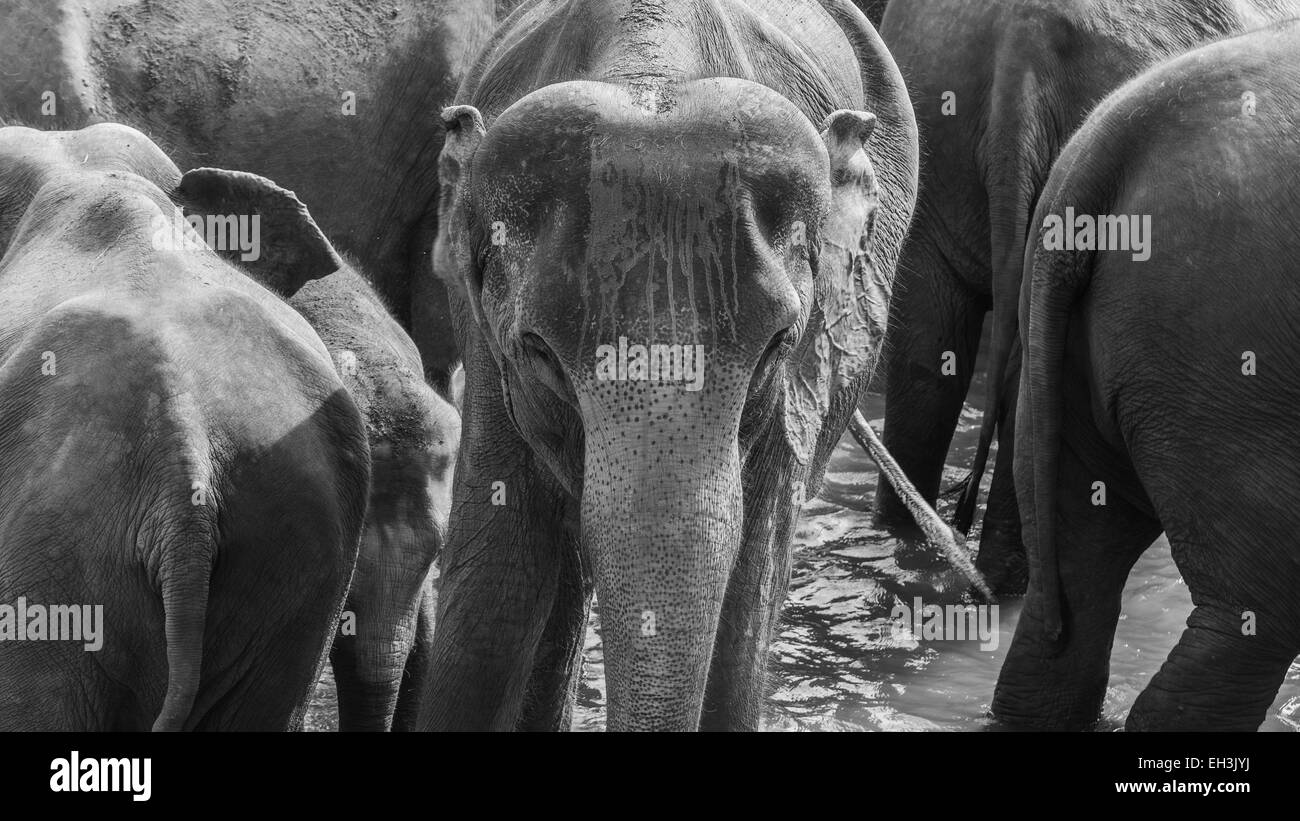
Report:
993,19,1300,730
0,124,369,731
177,168,462,732
421,0,918,731
875,0,1300,594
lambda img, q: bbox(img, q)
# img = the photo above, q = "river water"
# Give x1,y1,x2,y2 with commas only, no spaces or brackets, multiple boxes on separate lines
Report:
307,355,1300,732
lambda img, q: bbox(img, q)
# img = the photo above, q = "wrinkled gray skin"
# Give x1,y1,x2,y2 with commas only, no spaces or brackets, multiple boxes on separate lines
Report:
176,167,462,732
423,0,917,731
0,124,369,730
994,20,1300,731
0,0,498,386
875,0,1300,594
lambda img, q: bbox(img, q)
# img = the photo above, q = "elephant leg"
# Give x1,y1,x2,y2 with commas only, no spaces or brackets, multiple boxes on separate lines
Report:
390,584,435,732
416,346,573,731
975,341,1026,593
517,540,592,732
700,461,800,731
1126,513,1300,731
992,437,1160,730
877,231,986,527
417,466,571,730
1127,599,1297,731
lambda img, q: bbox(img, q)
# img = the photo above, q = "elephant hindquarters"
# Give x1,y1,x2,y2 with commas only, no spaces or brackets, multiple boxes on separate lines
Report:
194,389,369,730
992,426,1158,729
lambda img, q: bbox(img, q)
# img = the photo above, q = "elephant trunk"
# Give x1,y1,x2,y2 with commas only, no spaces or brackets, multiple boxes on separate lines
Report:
332,513,436,732
582,420,742,732
331,628,409,732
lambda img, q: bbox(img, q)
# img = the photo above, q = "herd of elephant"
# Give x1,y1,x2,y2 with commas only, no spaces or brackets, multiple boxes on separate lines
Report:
0,0,1295,733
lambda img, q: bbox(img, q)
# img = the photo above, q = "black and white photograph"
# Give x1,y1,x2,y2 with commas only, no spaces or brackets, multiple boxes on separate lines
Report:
0,0,1295,800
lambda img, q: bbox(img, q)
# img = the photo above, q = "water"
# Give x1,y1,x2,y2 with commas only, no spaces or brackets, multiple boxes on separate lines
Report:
307,354,1300,732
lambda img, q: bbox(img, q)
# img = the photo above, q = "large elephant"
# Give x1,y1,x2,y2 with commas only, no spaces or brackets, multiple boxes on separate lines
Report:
993,19,1300,731
421,0,918,731
176,168,462,732
874,0,1300,593
0,0,498,386
0,123,370,730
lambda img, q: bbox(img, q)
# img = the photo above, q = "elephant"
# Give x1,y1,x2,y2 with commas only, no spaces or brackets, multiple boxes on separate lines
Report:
874,0,1300,594
0,0,499,386
0,123,370,730
176,168,463,732
992,18,1300,731
421,0,918,731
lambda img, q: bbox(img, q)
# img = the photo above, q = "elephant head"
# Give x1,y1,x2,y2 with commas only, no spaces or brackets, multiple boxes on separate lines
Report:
434,77,884,729
0,122,182,259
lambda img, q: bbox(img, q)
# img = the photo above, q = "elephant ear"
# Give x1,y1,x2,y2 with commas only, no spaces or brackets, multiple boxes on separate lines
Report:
175,167,344,296
433,105,488,331
784,109,887,466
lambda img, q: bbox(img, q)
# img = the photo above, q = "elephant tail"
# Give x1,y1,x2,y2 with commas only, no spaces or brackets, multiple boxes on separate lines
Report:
952,313,1010,535
150,504,217,732
1023,204,1096,644
954,236,1028,534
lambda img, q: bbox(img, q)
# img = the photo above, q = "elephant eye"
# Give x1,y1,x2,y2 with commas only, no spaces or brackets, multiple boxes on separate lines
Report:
757,328,791,374
518,332,577,406
520,332,553,363
748,328,792,398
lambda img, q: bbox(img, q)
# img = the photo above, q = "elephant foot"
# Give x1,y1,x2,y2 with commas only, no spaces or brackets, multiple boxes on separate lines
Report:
991,657,1107,731
991,594,1111,731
